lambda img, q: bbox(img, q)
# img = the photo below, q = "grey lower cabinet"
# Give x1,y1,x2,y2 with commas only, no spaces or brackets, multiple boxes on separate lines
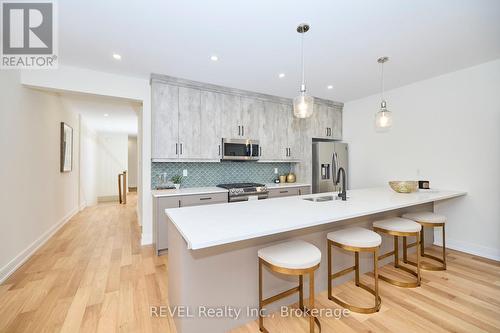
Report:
153,192,228,255
267,185,311,198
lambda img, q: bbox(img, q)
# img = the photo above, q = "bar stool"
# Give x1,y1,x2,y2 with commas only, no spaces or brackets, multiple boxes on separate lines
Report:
327,227,382,313
373,217,422,288
258,240,321,333
402,212,447,271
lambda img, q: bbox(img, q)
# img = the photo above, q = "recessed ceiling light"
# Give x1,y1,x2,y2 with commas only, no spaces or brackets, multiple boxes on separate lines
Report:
103,113,109,117
327,85,333,90
112,53,121,60
210,55,219,61
278,73,285,78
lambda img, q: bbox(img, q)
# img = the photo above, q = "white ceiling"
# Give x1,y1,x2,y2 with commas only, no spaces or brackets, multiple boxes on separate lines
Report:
59,0,500,102
60,93,139,135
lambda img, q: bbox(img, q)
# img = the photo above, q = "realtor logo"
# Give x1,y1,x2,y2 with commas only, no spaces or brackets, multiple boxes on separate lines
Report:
1,0,58,68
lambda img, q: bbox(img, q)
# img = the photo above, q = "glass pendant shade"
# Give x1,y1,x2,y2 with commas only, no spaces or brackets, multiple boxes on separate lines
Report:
293,93,314,118
375,101,393,130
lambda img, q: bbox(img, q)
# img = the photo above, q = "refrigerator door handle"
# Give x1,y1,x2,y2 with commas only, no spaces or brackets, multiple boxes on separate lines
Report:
332,151,337,185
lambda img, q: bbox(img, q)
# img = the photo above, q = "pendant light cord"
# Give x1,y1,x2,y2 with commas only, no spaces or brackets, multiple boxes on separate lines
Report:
301,31,305,89
380,61,385,101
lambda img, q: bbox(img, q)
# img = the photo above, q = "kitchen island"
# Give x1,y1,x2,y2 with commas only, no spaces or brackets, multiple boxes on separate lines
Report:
166,187,466,333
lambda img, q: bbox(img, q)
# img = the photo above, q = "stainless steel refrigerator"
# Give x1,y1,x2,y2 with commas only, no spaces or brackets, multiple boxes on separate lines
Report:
312,141,348,193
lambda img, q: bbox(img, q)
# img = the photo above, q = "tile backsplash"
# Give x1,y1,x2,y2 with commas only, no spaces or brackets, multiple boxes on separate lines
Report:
151,162,291,189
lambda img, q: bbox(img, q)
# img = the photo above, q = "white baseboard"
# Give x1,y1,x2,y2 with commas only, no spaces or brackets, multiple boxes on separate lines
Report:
141,232,152,246
0,207,79,283
434,238,500,262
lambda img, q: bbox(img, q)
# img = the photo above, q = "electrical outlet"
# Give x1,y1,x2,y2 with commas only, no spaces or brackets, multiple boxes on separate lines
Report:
183,169,188,177
274,168,278,174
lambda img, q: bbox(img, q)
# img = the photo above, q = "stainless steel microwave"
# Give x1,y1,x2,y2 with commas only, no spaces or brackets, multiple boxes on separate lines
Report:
221,138,260,161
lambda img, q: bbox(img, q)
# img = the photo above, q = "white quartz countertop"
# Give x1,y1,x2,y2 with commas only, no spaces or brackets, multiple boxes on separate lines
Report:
152,187,228,198
266,183,310,189
165,187,466,250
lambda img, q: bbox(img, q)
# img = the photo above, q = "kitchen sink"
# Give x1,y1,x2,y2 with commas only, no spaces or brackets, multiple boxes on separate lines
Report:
302,195,349,202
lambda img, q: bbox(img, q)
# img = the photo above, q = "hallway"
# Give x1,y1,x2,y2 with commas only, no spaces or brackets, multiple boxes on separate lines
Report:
0,195,173,332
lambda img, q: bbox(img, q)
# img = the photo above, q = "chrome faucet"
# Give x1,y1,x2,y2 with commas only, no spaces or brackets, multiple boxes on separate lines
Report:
335,167,347,201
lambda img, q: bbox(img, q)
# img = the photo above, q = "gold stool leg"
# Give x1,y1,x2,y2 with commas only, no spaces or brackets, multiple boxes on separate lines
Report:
420,227,425,257
374,247,380,311
416,232,421,286
299,275,304,309
394,236,399,268
355,252,360,287
403,236,408,263
442,224,447,269
327,240,332,299
309,271,314,333
258,259,264,332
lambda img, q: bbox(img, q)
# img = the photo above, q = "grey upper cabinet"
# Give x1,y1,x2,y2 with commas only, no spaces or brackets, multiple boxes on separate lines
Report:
307,103,342,140
151,75,343,170
220,93,241,138
152,83,179,159
259,102,302,161
178,87,201,159
260,101,280,160
329,106,342,140
240,97,261,139
286,104,303,160
200,91,223,159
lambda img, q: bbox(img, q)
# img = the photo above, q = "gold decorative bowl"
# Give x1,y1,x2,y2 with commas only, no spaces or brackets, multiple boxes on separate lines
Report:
389,181,418,193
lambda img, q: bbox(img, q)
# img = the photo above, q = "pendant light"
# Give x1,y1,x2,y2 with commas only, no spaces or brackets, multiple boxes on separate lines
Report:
293,23,314,118
375,56,393,131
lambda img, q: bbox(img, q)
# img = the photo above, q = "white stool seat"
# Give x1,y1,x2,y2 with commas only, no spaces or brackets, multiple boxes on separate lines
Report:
258,240,321,270
402,211,446,224
328,227,382,248
373,217,421,233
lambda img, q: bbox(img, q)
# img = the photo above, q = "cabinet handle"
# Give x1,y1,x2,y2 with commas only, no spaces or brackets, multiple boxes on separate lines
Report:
176,143,178,155
259,147,262,156
199,197,212,201
242,126,244,136
178,200,181,207
280,190,289,194
238,126,241,136
289,148,291,157
180,143,183,155
329,128,332,136
218,144,221,156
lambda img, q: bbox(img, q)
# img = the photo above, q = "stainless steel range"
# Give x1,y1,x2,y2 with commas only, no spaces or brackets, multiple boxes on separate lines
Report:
217,182,268,202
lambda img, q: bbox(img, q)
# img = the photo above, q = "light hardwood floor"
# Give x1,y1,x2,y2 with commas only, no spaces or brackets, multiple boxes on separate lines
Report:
1,197,499,333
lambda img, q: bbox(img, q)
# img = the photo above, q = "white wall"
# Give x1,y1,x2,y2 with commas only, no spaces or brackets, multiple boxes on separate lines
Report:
21,65,152,243
344,59,500,260
79,118,98,207
0,71,80,281
128,136,138,188
96,133,128,199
